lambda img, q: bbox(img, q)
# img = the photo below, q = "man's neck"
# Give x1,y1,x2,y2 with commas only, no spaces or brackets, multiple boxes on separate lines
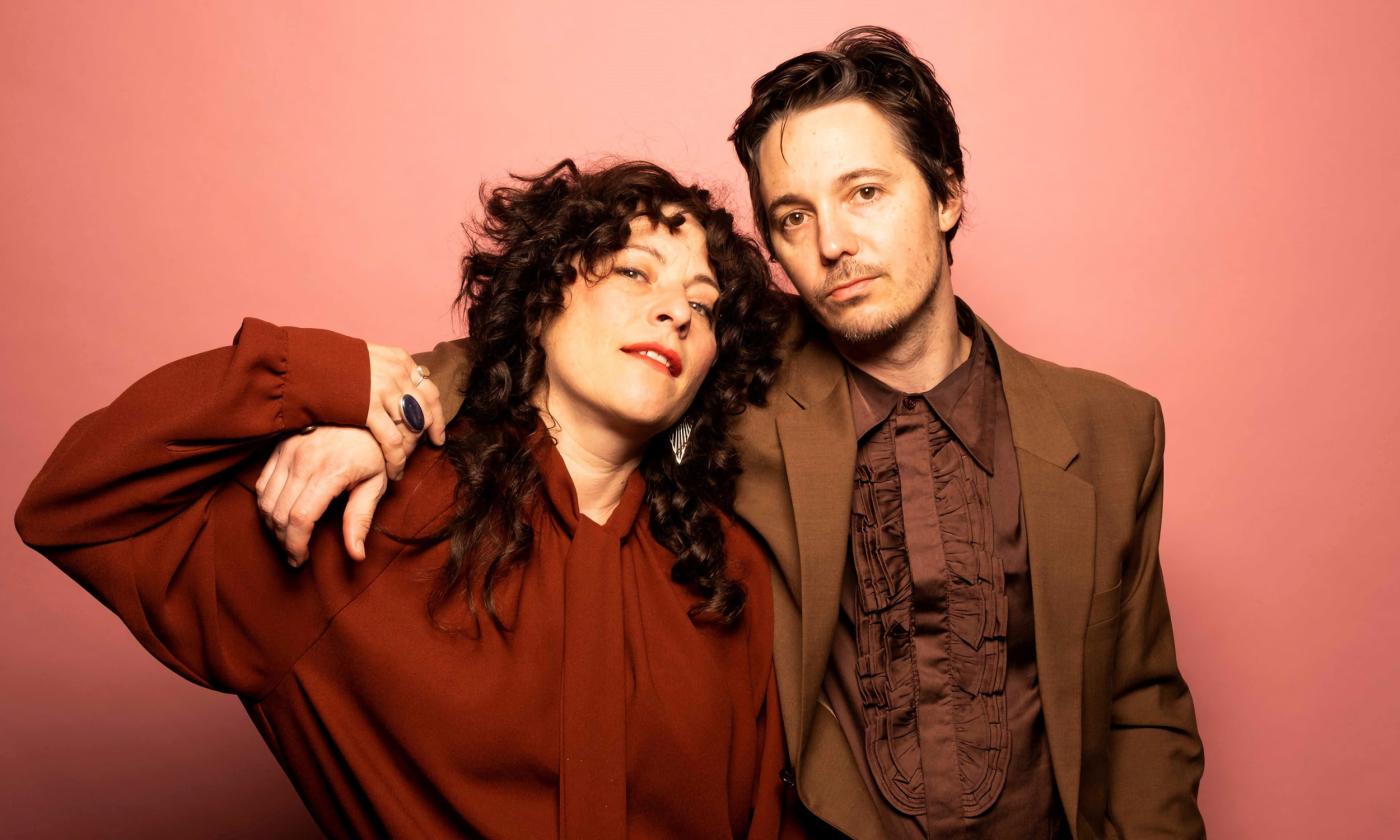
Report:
835,283,971,394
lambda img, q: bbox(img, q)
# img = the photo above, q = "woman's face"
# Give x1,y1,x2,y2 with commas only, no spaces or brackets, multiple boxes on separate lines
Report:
537,209,721,444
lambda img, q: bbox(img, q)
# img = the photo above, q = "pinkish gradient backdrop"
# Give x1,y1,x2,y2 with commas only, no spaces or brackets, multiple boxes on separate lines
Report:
3,2,1396,837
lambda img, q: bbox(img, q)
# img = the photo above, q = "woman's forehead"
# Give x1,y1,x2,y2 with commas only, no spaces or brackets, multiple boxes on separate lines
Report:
624,212,712,267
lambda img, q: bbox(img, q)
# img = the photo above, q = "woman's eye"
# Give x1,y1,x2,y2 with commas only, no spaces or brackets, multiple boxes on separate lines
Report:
855,186,880,201
689,301,715,320
616,266,648,282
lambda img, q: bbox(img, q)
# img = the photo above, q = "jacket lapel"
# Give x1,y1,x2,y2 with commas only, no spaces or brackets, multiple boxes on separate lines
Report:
772,336,858,756
984,320,1096,831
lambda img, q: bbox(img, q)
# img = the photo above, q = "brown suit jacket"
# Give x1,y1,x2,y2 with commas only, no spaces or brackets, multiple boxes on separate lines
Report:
420,304,1205,840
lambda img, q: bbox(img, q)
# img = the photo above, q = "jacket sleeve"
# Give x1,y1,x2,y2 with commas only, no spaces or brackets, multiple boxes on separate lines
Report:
1105,399,1206,838
14,317,370,697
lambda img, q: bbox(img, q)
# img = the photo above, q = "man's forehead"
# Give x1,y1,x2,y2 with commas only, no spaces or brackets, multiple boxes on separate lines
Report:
755,100,908,198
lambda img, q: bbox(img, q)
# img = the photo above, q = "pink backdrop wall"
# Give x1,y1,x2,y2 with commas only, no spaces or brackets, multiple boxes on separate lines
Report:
3,2,1396,836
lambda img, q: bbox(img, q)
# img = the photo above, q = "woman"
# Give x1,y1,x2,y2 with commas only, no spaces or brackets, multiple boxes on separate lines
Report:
16,160,795,838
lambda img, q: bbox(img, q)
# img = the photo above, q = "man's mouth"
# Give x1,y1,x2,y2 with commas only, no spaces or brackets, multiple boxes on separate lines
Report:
827,274,879,302
620,344,682,377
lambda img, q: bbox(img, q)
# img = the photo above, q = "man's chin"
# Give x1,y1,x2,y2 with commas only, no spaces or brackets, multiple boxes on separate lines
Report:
814,303,904,346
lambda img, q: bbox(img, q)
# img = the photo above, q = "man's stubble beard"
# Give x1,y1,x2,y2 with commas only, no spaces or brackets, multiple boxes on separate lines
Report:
814,266,944,350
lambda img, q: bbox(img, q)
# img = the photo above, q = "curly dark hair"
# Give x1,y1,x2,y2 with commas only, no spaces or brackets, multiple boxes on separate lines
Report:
429,159,787,630
729,25,966,263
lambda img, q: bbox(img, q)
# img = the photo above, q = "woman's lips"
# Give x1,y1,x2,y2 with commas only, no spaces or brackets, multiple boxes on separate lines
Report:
620,344,681,377
828,275,878,302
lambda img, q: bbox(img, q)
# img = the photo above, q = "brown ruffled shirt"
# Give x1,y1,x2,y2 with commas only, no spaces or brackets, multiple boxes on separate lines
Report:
823,301,1063,839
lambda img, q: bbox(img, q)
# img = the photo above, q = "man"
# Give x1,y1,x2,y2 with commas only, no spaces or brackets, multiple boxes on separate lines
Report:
717,28,1203,838
271,26,1204,839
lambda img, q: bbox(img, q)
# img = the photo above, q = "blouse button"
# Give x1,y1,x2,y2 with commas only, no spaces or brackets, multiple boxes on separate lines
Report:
779,768,797,788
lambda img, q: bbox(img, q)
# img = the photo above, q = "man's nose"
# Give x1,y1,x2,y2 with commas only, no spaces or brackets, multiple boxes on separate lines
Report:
818,213,858,265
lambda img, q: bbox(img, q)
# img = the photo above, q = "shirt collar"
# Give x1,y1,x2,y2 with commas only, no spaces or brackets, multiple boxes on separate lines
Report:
845,298,1001,474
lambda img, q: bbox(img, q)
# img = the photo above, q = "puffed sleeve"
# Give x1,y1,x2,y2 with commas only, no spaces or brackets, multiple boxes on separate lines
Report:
14,317,371,697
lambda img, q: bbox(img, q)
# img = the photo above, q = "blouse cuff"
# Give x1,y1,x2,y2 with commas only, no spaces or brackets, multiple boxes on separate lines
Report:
259,320,369,430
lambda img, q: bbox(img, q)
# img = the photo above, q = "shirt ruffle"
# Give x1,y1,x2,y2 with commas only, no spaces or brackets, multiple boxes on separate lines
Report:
849,409,1011,819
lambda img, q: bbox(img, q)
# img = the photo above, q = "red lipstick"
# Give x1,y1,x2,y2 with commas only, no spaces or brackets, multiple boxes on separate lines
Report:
620,343,682,377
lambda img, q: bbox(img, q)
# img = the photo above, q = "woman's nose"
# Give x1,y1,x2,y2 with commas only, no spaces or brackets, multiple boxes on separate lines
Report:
651,287,692,334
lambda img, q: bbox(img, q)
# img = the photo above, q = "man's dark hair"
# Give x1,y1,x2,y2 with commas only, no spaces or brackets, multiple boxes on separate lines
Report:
730,26,966,261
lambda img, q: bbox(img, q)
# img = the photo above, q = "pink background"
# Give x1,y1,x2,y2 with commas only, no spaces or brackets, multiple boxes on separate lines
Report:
3,2,1396,836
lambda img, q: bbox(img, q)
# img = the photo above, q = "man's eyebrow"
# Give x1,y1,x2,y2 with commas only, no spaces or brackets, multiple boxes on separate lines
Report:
765,168,898,219
765,193,803,219
837,167,895,185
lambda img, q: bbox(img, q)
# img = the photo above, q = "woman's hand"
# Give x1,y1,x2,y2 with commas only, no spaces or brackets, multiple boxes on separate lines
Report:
256,426,389,566
365,342,447,479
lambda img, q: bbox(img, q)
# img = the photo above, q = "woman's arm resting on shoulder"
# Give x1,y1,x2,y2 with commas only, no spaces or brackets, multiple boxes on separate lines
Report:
13,318,388,694
16,318,370,547
258,338,471,560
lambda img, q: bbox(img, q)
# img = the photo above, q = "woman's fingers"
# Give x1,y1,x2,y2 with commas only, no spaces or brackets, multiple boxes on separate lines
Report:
268,452,313,544
416,377,447,446
255,445,281,497
282,474,349,567
342,471,389,561
366,411,407,480
258,447,294,530
364,345,447,469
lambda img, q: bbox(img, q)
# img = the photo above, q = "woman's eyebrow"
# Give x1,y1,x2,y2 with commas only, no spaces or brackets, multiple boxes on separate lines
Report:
686,273,720,293
623,244,665,262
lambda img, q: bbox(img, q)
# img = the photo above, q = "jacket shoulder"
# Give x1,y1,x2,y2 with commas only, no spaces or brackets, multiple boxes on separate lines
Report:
414,339,471,422
1016,350,1161,433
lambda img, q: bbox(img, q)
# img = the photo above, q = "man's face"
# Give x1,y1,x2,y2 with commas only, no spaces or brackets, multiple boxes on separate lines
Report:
757,98,962,346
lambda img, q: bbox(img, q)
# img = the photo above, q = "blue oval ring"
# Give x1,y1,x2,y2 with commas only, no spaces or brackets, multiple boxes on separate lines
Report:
399,394,426,434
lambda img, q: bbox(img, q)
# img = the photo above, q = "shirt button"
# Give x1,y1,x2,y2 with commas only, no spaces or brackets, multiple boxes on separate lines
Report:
779,768,797,787
902,396,918,410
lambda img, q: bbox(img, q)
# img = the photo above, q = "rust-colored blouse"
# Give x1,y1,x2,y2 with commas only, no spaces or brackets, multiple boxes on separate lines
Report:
823,304,1062,839
16,318,792,839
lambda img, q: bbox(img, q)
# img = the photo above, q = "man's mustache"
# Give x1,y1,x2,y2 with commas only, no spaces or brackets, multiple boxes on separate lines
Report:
819,260,885,297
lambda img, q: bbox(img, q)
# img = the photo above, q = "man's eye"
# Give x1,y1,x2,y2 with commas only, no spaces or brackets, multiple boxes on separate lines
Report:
780,211,807,229
689,301,715,320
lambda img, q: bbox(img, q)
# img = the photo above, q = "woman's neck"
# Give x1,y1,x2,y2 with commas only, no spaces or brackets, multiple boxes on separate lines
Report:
533,397,644,525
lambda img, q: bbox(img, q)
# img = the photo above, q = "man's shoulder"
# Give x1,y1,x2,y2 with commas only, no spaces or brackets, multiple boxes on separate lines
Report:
413,339,471,421
998,339,1163,464
1016,349,1159,418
